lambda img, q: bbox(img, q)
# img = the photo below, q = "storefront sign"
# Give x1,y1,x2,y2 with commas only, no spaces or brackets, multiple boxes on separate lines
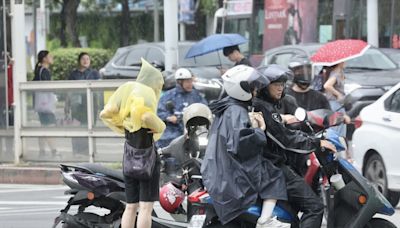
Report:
226,0,253,17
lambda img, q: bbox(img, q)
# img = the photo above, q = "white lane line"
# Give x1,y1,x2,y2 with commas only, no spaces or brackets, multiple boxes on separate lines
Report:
0,201,67,206
0,184,66,189
0,207,62,214
52,195,71,200
0,211,60,217
0,187,68,194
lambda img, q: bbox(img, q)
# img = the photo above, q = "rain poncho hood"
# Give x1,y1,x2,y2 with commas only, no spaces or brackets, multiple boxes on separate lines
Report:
201,96,287,224
100,58,165,140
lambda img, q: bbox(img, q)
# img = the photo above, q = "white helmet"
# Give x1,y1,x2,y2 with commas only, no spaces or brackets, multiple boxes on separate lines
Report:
222,65,269,101
175,68,193,80
183,103,212,130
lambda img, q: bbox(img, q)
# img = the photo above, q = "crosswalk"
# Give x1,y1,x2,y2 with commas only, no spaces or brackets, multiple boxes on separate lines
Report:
0,184,399,228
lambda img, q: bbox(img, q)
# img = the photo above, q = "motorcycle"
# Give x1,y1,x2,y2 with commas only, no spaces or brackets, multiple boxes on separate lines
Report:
52,163,125,228
186,108,396,228
52,112,210,228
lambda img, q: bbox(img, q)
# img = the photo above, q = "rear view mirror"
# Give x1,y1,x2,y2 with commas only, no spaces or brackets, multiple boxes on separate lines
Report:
294,108,307,122
152,61,165,71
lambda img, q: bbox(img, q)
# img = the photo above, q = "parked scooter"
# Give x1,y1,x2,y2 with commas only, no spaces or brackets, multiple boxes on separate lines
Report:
52,163,125,228
186,108,396,228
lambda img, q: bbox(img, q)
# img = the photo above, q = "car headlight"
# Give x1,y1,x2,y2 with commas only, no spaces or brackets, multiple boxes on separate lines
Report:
344,83,362,95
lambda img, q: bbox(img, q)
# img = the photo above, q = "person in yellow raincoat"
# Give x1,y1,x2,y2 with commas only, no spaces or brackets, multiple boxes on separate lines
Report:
100,58,165,228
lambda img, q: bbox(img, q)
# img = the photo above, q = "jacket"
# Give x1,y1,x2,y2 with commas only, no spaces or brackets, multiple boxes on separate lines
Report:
201,97,287,224
100,58,165,141
156,85,207,148
253,97,320,166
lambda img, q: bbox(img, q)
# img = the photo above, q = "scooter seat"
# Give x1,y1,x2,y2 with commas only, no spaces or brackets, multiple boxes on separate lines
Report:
74,163,124,182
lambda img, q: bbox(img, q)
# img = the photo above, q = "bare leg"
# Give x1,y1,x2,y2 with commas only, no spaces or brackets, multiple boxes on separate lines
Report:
136,202,154,228
121,203,138,228
258,199,277,223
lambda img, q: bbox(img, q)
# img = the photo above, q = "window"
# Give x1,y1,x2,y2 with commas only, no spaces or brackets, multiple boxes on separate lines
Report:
146,47,164,65
270,53,296,67
385,89,400,113
124,48,148,67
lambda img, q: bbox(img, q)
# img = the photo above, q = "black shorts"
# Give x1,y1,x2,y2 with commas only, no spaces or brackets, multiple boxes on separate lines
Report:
124,154,161,203
38,112,56,125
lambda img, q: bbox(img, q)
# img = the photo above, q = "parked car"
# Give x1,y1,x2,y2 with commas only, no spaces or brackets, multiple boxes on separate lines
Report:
261,43,400,138
100,42,233,101
380,48,400,66
352,82,400,207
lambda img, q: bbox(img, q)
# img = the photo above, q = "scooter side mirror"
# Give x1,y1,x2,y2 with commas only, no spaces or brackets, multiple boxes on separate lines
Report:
294,107,307,122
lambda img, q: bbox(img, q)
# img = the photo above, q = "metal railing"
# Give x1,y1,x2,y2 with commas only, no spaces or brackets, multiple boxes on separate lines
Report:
11,79,133,164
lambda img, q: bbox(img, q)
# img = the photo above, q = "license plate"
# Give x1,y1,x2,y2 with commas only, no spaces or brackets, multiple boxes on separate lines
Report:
188,215,206,228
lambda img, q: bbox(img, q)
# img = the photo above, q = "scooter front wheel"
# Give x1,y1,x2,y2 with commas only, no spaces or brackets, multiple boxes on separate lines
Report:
364,218,396,228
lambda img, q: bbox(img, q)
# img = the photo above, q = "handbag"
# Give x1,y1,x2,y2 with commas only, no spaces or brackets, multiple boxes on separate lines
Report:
34,68,57,113
123,141,156,180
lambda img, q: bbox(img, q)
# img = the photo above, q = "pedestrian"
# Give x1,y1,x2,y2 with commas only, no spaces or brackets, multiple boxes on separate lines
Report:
222,45,252,66
323,62,347,137
156,68,207,148
65,52,100,156
32,50,58,158
100,58,165,228
201,65,288,227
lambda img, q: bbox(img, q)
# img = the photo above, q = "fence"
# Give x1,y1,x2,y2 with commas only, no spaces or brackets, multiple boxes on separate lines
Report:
1,80,133,164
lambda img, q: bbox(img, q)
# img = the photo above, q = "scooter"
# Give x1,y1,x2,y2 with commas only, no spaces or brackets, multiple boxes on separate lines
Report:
52,163,125,228
186,108,396,228
52,124,209,228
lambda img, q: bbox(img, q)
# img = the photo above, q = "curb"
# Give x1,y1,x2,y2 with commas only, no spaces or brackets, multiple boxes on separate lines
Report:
0,166,62,185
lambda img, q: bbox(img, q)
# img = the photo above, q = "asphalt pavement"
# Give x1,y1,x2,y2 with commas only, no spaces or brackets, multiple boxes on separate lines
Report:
0,184,399,228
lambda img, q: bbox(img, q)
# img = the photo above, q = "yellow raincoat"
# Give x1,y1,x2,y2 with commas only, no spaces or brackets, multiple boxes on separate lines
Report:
100,58,166,141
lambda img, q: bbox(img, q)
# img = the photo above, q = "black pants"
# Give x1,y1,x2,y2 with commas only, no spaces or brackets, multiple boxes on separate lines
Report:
281,165,324,228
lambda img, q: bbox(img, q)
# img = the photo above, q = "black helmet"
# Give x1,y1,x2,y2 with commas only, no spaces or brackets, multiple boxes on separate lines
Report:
257,64,292,84
288,55,312,86
256,64,292,102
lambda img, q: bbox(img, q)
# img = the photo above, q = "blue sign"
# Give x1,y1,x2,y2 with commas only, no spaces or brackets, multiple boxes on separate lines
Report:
179,0,195,24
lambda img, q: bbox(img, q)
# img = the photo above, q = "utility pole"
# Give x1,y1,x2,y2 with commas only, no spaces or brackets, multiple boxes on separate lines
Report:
153,0,159,42
367,0,379,47
163,0,178,71
11,0,27,164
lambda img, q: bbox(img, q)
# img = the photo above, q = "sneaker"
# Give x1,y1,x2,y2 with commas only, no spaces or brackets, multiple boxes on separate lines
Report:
256,216,290,228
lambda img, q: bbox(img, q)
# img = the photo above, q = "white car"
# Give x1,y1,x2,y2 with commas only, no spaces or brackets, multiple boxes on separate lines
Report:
352,82,400,207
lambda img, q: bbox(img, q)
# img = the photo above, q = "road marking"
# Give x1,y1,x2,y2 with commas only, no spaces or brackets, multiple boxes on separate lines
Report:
0,211,59,217
0,201,67,206
0,207,62,214
52,195,71,200
0,187,68,194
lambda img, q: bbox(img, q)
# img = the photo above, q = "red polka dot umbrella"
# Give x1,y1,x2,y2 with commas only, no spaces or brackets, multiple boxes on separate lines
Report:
310,39,370,66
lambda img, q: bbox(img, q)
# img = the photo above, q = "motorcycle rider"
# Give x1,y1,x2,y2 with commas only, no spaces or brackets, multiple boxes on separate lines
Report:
201,65,289,228
160,103,212,176
157,68,207,148
252,64,337,228
287,56,331,110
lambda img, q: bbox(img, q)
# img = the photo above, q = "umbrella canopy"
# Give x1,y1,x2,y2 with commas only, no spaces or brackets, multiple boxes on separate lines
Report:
185,33,248,59
310,39,370,66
